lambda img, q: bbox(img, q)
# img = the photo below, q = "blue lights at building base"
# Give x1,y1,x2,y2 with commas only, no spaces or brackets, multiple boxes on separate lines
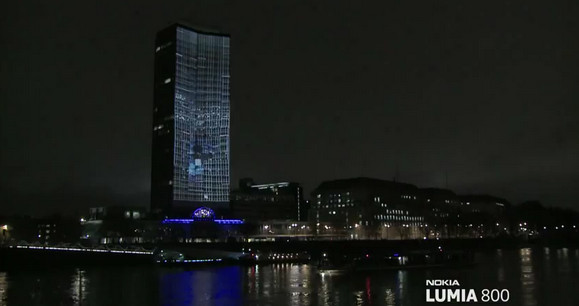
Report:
162,219,244,225
162,207,244,225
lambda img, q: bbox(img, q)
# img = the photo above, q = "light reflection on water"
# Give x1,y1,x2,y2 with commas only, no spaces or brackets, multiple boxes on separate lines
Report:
519,248,536,306
496,249,505,282
385,288,395,306
0,248,578,305
70,269,88,305
557,248,570,275
160,265,242,305
396,270,406,305
0,272,7,303
242,263,410,305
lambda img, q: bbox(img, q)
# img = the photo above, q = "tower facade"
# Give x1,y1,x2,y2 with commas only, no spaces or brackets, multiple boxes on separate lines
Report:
151,24,230,216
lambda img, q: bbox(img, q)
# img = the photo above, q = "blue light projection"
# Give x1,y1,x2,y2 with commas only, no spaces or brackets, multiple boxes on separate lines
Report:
159,266,242,305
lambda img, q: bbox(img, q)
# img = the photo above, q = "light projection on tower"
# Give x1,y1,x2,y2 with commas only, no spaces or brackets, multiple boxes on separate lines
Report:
172,26,230,204
151,24,230,213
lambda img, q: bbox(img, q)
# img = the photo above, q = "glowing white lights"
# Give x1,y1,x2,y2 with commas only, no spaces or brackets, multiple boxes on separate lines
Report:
15,245,153,255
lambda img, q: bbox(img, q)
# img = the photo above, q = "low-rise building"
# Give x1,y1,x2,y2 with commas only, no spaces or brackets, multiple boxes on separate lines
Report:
420,188,461,238
458,195,511,237
81,206,154,245
230,179,307,222
311,177,425,239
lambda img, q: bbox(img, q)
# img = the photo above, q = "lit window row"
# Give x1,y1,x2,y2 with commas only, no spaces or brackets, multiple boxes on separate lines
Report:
385,209,408,215
322,203,354,208
374,215,423,221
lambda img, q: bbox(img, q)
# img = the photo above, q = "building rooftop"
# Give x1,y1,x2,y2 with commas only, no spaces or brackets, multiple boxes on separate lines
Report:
459,194,510,205
314,177,418,192
420,188,457,196
171,22,229,37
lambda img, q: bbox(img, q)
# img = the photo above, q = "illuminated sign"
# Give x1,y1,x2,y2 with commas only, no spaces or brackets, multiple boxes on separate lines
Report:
192,207,215,220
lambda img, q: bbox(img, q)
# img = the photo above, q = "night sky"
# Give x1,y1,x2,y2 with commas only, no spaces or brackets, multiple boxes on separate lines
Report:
1,1,578,216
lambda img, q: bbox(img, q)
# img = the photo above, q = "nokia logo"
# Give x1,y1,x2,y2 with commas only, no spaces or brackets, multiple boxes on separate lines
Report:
426,280,460,286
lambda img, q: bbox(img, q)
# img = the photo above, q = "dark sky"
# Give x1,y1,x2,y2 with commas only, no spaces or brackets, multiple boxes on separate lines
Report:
1,1,578,216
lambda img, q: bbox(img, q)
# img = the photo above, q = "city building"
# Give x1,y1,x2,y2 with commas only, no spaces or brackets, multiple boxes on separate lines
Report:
420,188,461,237
458,195,511,237
0,215,79,244
311,177,425,239
421,188,460,218
459,195,509,216
0,216,37,243
79,205,244,245
151,23,231,217
35,217,81,244
230,179,307,222
253,220,312,239
87,206,146,221
160,207,245,242
81,206,155,245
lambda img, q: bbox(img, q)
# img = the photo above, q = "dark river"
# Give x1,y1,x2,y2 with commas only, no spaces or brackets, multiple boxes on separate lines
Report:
0,247,577,305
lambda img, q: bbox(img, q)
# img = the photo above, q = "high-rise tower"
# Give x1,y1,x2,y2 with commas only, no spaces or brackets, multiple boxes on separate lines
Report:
151,24,230,216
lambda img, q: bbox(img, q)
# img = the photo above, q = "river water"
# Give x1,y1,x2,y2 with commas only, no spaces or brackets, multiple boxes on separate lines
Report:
0,247,577,305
